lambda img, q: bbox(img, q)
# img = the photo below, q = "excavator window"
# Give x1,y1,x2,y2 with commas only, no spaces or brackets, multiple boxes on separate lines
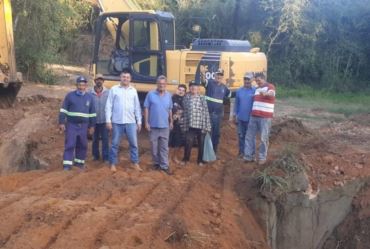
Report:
131,19,161,78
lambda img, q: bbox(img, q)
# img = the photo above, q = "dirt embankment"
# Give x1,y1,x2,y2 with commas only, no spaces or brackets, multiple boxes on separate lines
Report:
0,83,369,249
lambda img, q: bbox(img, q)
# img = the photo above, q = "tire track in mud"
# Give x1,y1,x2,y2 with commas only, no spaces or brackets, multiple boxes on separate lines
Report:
46,173,163,249
147,162,227,249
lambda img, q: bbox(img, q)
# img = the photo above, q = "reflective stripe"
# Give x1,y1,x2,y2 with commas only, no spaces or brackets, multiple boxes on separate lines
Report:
74,159,85,164
63,160,73,165
60,108,96,118
205,96,223,104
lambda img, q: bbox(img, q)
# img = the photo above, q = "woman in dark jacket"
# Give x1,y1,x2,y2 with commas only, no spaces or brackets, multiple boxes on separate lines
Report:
169,84,187,163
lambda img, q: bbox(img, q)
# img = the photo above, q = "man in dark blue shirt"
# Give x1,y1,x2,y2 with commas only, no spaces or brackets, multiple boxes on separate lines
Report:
59,76,96,170
232,73,255,157
201,68,231,154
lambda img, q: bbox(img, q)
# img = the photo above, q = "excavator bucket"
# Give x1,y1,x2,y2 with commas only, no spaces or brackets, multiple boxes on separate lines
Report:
0,0,22,108
0,82,21,108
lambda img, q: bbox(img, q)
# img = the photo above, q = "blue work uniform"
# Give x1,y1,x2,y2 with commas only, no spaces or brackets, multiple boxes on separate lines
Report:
203,79,231,153
59,91,96,170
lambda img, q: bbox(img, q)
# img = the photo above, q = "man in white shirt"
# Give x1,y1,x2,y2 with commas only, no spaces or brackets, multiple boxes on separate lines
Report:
105,70,142,172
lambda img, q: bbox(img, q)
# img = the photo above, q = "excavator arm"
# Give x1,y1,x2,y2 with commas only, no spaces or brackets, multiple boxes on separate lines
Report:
0,0,22,108
97,0,141,12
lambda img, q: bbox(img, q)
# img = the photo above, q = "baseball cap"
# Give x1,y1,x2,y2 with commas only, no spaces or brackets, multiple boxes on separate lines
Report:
94,74,104,80
244,73,254,79
215,68,224,76
189,80,199,87
76,76,88,83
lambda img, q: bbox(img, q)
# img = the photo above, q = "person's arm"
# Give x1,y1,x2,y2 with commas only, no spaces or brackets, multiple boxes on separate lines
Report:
144,108,150,131
105,89,113,130
143,94,150,131
89,96,97,128
169,96,173,130
202,96,211,133
233,91,239,122
58,94,69,131
134,91,142,132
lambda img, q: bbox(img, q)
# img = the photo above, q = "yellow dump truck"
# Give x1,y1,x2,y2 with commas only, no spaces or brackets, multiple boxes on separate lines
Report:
93,0,267,96
0,0,22,108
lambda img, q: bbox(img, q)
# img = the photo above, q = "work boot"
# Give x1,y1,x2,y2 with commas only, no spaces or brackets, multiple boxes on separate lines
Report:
110,165,117,173
133,163,143,172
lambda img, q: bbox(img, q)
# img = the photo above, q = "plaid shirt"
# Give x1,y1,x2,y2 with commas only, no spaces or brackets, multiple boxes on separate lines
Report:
182,93,211,133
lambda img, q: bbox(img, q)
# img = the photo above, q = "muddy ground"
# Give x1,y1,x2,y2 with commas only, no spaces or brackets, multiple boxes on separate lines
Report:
0,81,369,249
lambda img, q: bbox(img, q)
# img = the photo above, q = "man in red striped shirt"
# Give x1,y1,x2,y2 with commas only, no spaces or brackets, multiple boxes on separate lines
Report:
243,73,275,165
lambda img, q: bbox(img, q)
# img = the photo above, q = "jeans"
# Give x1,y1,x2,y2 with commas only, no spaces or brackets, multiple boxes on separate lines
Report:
109,123,139,165
244,116,271,161
92,123,109,161
237,120,249,156
210,112,223,153
183,128,205,163
149,128,170,170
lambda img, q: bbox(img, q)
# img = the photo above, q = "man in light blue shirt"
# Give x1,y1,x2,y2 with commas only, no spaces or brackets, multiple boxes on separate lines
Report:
232,72,255,157
144,75,173,175
105,70,142,172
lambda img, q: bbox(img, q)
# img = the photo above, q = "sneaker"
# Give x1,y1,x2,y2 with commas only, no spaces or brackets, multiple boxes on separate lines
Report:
180,161,188,166
133,164,143,172
258,160,266,165
110,165,117,173
153,164,161,170
63,166,71,171
198,162,205,167
161,168,173,175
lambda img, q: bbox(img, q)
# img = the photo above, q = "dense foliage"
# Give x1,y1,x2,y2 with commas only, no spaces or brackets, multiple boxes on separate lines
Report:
11,0,370,90
11,0,90,83
138,0,370,91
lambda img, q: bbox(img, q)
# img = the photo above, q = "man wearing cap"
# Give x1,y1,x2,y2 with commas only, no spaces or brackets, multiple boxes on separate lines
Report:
90,74,110,162
105,70,142,172
201,68,231,154
244,72,276,165
59,76,96,170
181,81,211,166
232,73,256,158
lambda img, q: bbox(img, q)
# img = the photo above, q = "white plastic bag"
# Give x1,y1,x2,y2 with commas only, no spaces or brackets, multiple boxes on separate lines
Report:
203,133,216,162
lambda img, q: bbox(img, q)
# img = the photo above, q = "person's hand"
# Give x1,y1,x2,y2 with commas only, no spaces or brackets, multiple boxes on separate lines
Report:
137,123,142,133
59,124,65,133
170,122,174,130
88,127,95,136
260,91,266,96
145,122,151,132
106,122,112,131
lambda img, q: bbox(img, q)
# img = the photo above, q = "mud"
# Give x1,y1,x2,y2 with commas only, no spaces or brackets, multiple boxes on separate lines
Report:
0,82,369,249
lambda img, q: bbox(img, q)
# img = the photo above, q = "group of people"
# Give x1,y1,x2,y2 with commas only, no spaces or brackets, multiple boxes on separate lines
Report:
58,68,275,175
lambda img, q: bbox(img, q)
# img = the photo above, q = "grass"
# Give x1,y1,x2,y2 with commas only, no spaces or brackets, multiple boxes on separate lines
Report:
277,85,370,116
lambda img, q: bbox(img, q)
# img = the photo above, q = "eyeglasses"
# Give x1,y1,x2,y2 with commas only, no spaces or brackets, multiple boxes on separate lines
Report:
243,78,251,80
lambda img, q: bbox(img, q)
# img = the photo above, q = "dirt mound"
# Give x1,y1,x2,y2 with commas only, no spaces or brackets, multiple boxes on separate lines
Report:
270,118,312,142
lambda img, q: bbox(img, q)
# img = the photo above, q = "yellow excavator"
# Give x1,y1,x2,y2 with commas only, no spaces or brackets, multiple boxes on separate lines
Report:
93,0,267,96
0,0,22,108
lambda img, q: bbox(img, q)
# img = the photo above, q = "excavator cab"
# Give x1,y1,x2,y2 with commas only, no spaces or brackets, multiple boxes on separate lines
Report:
93,11,175,83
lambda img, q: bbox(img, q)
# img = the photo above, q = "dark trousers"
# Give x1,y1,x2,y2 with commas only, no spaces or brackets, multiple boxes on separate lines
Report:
210,112,223,153
63,122,88,169
183,128,205,163
92,123,109,161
